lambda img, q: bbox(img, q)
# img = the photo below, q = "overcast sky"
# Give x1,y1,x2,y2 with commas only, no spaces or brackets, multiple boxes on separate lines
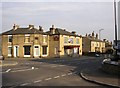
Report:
0,0,120,41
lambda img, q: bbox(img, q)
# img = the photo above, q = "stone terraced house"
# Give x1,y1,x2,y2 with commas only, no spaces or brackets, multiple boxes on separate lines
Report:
46,25,82,58
2,24,49,58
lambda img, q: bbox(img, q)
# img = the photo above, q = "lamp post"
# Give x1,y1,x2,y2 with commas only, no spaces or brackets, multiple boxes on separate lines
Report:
114,0,118,57
99,29,104,40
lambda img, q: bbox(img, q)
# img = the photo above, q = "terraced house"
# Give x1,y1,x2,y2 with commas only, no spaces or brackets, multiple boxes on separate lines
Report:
82,31,105,54
46,25,82,58
2,24,49,58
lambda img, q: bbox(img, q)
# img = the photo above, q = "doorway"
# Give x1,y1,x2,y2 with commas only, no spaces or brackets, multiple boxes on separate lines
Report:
14,46,19,57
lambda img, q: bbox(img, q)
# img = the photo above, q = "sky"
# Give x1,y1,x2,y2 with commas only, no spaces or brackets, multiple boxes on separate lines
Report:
0,0,120,42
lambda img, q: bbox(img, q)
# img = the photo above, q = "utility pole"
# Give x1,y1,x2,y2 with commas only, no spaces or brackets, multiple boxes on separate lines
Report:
114,0,118,57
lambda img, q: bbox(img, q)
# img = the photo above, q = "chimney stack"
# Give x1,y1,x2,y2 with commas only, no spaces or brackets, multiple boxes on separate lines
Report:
39,26,43,31
92,31,94,37
71,31,76,34
29,25,34,29
13,24,19,30
96,33,98,39
50,25,55,34
103,39,106,42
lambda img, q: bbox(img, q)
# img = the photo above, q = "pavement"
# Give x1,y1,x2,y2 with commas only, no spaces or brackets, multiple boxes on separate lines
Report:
0,60,18,67
80,64,120,88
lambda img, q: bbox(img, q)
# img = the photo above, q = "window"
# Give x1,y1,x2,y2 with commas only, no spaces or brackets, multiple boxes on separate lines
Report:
24,46,31,55
76,38,79,44
69,38,73,44
42,46,47,55
8,46,12,56
25,34,30,43
97,43,98,47
8,35,12,42
64,37,68,44
43,35,47,43
35,37,38,40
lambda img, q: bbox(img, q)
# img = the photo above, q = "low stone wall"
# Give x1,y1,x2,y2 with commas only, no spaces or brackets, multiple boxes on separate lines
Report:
101,61,120,76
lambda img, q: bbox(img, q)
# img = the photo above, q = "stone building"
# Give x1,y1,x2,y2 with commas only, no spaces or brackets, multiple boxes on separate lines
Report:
46,25,82,58
2,24,49,58
82,31,105,53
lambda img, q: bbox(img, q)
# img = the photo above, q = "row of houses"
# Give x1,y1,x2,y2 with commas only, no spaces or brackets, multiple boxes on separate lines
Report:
0,24,112,58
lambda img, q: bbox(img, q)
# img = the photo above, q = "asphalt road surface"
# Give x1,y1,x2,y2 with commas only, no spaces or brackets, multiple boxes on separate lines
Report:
1,56,109,87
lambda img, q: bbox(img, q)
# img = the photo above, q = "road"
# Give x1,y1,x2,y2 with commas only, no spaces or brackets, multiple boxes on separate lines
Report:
1,56,109,87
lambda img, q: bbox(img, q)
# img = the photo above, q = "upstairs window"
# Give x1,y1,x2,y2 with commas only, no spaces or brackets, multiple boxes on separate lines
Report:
25,34,30,43
43,35,47,43
8,35,12,43
64,37,68,44
76,38,79,44
68,38,73,44
35,37,38,40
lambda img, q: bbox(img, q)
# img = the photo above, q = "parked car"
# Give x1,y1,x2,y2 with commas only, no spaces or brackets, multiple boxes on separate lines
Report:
0,55,4,60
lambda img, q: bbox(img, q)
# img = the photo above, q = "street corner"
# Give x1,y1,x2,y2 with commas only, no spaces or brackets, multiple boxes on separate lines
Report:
0,61,18,67
79,69,120,88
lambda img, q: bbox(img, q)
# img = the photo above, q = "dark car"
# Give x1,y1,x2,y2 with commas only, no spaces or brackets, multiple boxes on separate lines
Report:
0,55,4,60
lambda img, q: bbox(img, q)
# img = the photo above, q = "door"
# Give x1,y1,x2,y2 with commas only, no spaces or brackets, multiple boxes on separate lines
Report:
14,46,19,57
24,46,31,57
34,45,40,57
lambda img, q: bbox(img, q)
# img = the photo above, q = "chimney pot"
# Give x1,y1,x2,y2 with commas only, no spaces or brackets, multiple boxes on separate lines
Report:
52,25,54,28
13,24,19,30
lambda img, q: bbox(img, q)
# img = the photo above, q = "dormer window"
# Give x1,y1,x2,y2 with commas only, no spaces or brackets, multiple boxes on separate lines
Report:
8,35,12,43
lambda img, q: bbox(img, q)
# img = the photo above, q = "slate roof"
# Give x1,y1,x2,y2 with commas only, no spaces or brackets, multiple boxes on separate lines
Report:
83,36,103,42
46,28,80,37
2,28,47,35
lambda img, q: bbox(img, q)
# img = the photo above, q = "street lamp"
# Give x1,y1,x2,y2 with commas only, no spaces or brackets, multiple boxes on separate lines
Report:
114,0,118,57
99,29,104,40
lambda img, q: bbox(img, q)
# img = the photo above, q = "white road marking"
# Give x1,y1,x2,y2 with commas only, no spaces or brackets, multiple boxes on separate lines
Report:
6,69,11,72
54,76,60,79
67,73,73,75
34,80,42,83
20,83,30,86
45,78,52,81
61,74,66,77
